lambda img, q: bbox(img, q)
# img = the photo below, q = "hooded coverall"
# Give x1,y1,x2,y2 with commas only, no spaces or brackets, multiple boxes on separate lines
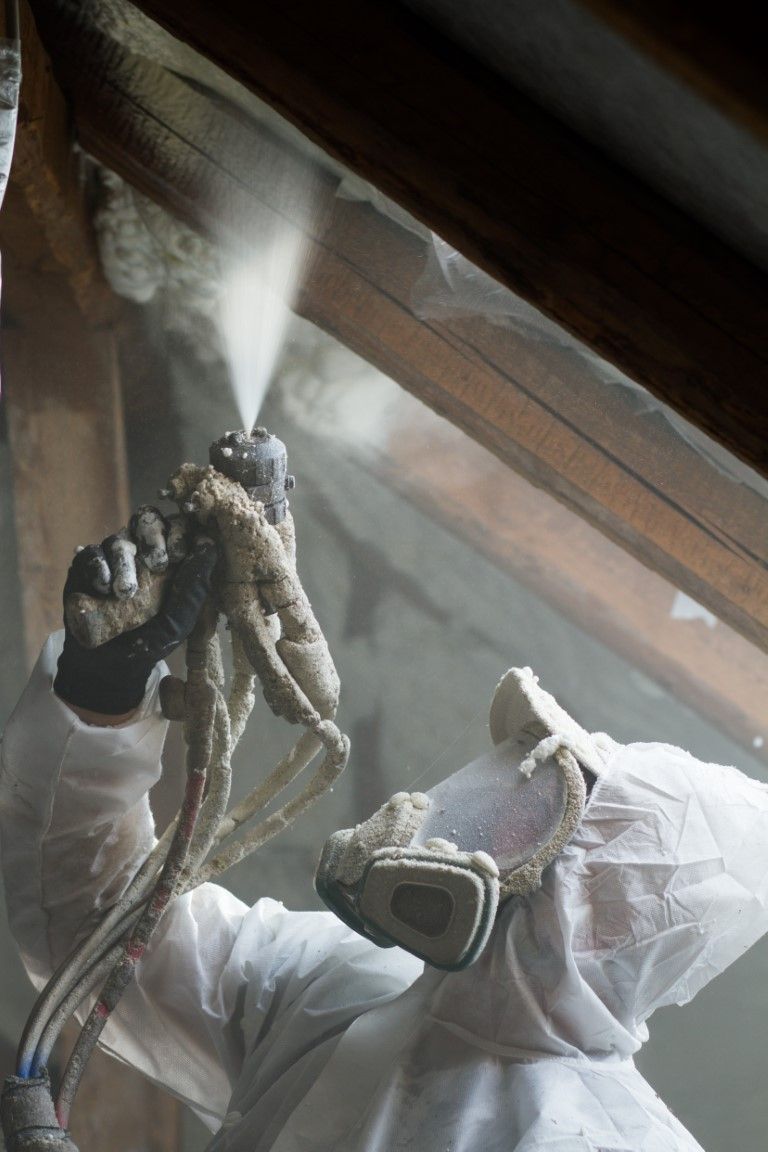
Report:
2,634,768,1151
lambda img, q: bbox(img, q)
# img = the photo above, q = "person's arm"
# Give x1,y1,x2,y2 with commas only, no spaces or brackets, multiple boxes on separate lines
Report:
1,633,169,980
0,531,250,1124
1,522,422,1131
1,633,422,1129
0,633,252,1124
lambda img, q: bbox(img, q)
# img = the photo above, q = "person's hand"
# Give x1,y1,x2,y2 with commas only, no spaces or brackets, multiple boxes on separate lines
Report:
54,507,217,719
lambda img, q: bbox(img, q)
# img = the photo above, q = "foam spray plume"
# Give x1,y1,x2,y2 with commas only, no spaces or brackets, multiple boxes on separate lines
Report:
219,176,317,432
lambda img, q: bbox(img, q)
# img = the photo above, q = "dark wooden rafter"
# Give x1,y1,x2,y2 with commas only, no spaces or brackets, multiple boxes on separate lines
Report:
23,14,768,657
108,0,768,480
577,0,768,142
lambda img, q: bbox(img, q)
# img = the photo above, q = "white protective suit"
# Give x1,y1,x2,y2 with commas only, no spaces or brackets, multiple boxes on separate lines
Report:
2,633,768,1152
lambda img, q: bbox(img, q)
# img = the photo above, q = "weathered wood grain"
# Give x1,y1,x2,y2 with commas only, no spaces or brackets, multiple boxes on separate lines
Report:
117,0,768,478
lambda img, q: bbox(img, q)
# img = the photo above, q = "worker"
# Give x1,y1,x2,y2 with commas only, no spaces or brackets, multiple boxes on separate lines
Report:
2,520,768,1152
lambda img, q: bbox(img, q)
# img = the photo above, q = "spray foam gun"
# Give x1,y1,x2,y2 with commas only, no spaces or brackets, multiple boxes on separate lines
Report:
1,428,350,1152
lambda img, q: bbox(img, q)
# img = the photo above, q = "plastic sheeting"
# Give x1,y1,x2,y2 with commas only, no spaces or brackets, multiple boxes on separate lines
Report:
338,171,768,505
414,233,768,502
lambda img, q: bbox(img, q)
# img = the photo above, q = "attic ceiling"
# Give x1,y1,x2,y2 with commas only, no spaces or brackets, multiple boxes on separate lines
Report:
37,0,768,273
78,0,768,274
5,0,768,660
403,0,768,273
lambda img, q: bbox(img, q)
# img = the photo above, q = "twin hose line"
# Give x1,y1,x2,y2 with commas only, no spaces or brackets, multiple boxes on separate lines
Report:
6,454,349,1146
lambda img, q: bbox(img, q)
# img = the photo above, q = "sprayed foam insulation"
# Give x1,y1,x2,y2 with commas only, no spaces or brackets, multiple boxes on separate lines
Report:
93,166,223,359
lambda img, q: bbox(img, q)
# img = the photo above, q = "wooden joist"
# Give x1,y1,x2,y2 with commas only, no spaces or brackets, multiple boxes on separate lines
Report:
22,14,768,656
111,0,768,480
375,409,768,766
0,9,181,1148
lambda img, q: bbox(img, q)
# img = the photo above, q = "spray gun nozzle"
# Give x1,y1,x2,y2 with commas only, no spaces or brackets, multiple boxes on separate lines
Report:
209,427,292,525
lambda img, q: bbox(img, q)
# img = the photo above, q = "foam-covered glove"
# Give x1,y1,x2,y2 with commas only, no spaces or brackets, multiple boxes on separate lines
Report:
54,508,217,715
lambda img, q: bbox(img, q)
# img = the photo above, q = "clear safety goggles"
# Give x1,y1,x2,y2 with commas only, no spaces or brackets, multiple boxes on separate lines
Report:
315,733,587,970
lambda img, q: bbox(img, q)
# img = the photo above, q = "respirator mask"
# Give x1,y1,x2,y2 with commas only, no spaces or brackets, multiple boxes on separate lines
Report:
316,667,612,970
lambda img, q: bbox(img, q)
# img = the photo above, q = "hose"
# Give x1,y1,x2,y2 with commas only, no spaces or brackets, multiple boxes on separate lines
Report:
4,445,350,1149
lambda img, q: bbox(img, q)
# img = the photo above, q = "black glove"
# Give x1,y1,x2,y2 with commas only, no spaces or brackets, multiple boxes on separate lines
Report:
54,512,217,716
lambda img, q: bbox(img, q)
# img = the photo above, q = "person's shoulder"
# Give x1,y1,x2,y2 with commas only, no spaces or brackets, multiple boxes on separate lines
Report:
580,741,768,858
227,894,421,986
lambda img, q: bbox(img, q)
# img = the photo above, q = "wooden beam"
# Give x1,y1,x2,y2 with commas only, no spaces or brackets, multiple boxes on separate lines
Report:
4,2,117,325
21,21,768,655
374,408,768,767
0,10,182,1148
99,0,768,480
301,210,768,654
577,1,768,141
0,1,128,662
